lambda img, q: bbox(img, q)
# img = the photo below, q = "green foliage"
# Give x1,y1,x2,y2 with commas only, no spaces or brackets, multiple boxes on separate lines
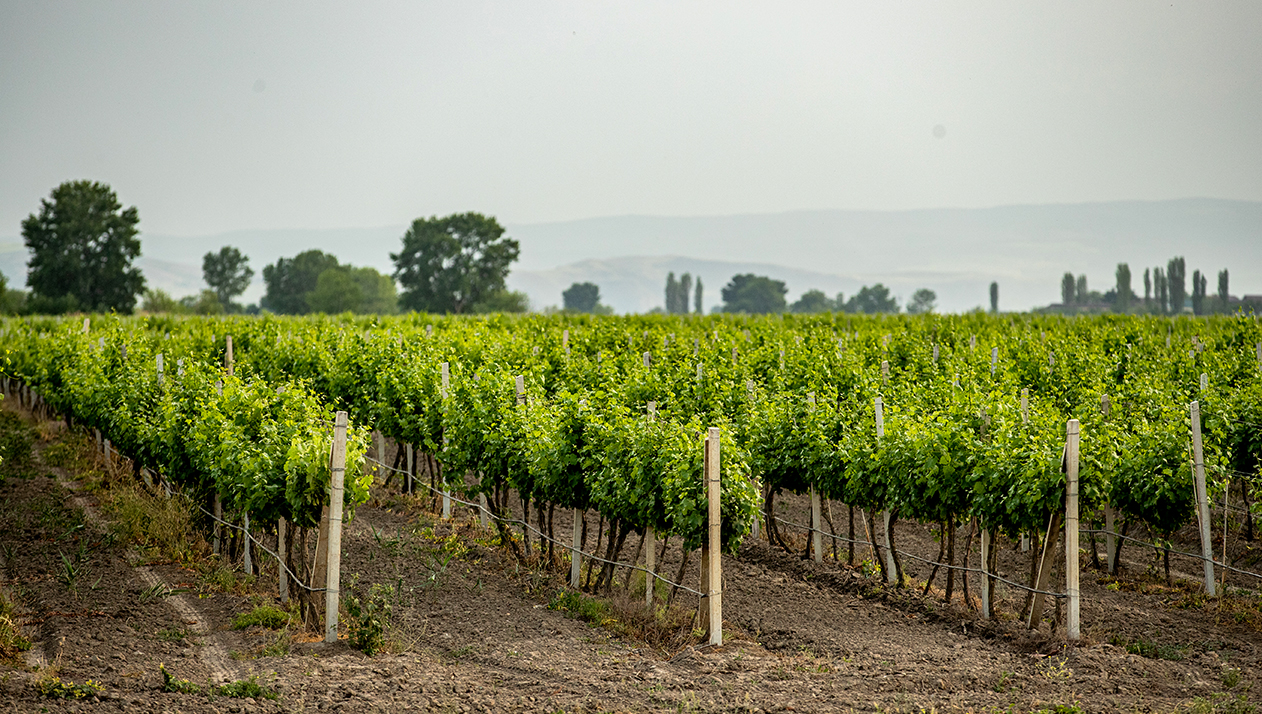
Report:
141,289,188,314
393,212,520,314
906,288,937,314
721,274,787,314
1109,635,1186,661
841,283,899,313
36,675,102,699
261,249,341,314
472,289,529,314
22,180,145,314
789,289,834,314
344,582,393,656
0,411,34,481
202,246,254,308
215,675,278,700
563,282,601,313
159,664,202,694
231,605,292,630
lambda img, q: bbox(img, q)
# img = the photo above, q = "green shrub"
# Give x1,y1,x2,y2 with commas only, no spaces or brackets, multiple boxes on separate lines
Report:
345,583,393,656
232,605,292,630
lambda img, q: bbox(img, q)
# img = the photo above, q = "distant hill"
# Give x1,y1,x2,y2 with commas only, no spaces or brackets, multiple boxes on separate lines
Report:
1,199,1258,313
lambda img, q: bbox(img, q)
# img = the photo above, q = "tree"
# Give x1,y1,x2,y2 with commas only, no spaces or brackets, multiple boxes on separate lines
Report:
261,250,341,314
721,274,787,314
1154,267,1168,314
1167,257,1186,313
1191,269,1206,315
23,180,146,313
665,272,680,313
989,282,999,313
1143,268,1152,307
1075,275,1088,305
1061,273,1075,308
1217,269,1230,313
1115,263,1133,312
471,289,529,313
179,289,225,315
678,273,693,314
906,288,937,315
694,278,703,314
308,268,363,314
563,282,601,312
203,246,254,309
790,289,834,313
351,267,399,314
842,284,899,314
0,272,26,315
141,288,184,314
392,212,519,314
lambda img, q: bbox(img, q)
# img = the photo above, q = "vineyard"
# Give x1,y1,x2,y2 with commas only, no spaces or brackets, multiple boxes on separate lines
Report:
3,311,1262,711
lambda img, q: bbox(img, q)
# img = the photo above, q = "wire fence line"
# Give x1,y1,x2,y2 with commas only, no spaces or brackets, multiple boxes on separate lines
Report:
1080,528,1262,583
364,456,706,598
767,511,1069,599
194,503,326,594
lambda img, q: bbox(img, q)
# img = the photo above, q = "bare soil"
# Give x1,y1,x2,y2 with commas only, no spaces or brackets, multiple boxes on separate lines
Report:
2,407,1259,713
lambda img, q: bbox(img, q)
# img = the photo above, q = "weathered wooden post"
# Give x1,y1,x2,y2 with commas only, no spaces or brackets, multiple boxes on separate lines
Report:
1190,401,1216,596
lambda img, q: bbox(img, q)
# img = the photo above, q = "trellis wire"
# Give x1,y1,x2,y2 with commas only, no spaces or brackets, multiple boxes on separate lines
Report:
195,503,326,593
1080,528,1262,583
364,456,705,597
768,510,1069,599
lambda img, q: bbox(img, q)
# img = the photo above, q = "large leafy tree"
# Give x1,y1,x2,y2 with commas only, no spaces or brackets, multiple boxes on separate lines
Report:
392,213,520,314
202,246,254,308
842,284,899,314
23,180,146,313
261,250,340,314
563,282,601,312
721,274,787,314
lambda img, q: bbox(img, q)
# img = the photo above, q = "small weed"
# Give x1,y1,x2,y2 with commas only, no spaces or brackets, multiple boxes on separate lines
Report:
159,663,202,694
549,589,613,626
1223,667,1242,689
258,628,292,658
1031,705,1084,714
232,605,292,630
57,551,84,594
345,582,394,656
1110,635,1186,661
215,675,278,700
156,627,190,643
36,675,102,699
0,607,32,665
1181,693,1256,714
1036,656,1073,680
140,582,176,602
993,669,1014,693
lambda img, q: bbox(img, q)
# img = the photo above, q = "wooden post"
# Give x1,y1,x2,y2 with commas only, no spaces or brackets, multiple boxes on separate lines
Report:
243,512,253,575
478,493,490,527
225,336,234,376
1021,388,1029,424
156,353,164,387
932,343,939,364
562,329,569,355
1065,419,1081,641
326,411,348,643
881,360,889,386
1100,394,1110,416
643,351,651,368
1200,373,1208,392
811,487,823,563
1027,510,1063,630
980,529,993,619
515,375,526,405
644,526,656,607
376,433,386,466
278,518,289,603
82,317,89,333
970,335,977,350
704,427,723,646
1190,401,1216,596
990,346,998,375
570,509,583,588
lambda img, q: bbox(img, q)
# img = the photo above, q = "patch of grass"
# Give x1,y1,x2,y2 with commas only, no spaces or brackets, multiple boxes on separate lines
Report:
547,588,697,653
257,628,292,658
0,599,32,664
100,483,202,564
1223,667,1242,689
215,675,278,700
232,604,293,630
1181,693,1256,714
35,675,102,699
156,626,190,643
1110,635,1186,661
1031,705,1084,714
345,581,393,656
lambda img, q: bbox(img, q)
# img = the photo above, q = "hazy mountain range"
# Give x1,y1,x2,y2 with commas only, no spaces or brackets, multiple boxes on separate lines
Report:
2,198,1259,313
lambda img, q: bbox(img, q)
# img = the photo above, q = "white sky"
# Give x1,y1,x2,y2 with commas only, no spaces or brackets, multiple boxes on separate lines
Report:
2,2,1260,237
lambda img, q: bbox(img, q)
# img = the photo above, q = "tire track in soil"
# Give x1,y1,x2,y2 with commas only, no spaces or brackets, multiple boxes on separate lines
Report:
47,445,241,686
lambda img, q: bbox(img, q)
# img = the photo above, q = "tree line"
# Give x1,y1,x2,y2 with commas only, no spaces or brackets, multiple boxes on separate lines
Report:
9,181,526,316
1056,258,1247,315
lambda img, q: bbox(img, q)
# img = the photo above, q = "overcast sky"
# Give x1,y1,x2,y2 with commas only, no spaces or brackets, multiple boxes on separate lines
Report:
2,2,1260,238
